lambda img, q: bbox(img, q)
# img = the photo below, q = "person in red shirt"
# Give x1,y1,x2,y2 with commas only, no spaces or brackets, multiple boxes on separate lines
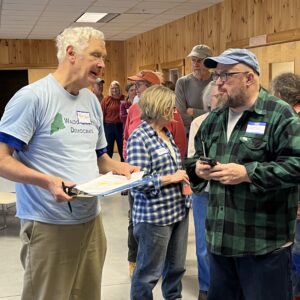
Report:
123,69,187,277
101,80,125,161
120,82,137,129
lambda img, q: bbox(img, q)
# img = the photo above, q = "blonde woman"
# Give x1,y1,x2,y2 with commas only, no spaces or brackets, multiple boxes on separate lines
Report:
127,85,191,300
101,80,125,160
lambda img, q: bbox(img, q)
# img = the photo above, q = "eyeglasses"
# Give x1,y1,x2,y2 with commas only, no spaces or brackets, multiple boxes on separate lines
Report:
212,71,249,82
135,81,146,88
191,57,204,64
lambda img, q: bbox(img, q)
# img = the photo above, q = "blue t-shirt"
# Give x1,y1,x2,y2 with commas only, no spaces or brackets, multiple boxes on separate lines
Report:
0,74,107,224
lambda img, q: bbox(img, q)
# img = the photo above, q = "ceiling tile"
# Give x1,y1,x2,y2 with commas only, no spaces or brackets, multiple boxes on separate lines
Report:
0,0,220,40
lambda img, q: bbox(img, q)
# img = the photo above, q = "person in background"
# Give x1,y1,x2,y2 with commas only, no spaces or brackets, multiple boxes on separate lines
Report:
127,85,191,300
163,80,175,91
185,48,300,300
270,72,300,300
270,72,300,114
0,26,138,300
120,82,136,128
187,81,225,300
92,77,105,103
101,80,125,161
175,44,213,134
123,69,187,278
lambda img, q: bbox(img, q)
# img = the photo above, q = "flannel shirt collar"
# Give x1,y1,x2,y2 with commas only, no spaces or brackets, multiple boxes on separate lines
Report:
140,121,172,138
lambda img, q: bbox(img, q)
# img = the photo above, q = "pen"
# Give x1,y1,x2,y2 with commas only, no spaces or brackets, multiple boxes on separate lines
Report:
62,181,72,213
201,139,207,157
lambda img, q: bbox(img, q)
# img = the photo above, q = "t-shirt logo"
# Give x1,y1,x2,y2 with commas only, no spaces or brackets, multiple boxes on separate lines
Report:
50,113,65,135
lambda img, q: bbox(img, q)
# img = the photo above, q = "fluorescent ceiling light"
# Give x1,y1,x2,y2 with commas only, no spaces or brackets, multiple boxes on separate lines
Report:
76,13,108,23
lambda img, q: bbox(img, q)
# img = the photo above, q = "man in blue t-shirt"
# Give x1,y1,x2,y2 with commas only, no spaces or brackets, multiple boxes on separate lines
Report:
0,26,138,300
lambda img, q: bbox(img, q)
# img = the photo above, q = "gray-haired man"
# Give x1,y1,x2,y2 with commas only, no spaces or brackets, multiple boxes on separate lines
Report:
175,44,213,135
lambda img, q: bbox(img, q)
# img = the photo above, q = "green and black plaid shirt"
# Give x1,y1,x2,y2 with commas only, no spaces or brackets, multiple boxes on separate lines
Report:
185,88,300,256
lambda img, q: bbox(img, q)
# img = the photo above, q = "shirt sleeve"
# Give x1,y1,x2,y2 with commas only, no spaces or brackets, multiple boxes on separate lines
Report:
175,78,190,129
168,110,187,160
127,133,161,194
0,132,26,151
0,87,38,145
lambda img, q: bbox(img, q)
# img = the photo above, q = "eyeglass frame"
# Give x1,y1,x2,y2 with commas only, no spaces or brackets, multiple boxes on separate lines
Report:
135,81,147,88
212,71,249,82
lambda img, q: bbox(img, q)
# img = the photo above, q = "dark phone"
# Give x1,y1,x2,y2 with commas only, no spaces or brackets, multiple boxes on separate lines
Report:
199,156,217,167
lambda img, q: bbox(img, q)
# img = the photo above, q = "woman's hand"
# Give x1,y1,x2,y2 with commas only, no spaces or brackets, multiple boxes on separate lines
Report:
161,170,190,186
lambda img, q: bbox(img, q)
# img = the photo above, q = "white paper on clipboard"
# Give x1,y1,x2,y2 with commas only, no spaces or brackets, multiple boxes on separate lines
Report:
74,171,145,197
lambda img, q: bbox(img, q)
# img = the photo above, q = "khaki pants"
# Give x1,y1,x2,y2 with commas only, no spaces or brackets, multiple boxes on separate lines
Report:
20,214,107,300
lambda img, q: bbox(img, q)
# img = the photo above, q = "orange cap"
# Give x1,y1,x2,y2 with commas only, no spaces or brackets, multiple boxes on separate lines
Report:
128,70,161,85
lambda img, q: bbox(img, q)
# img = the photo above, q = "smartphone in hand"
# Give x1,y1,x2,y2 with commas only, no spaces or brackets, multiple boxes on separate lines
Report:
199,156,217,167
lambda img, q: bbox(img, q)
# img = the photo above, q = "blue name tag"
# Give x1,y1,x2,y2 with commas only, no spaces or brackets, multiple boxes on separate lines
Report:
246,121,266,135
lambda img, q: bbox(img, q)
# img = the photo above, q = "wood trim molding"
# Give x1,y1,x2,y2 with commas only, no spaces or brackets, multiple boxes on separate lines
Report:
138,64,158,71
0,64,57,69
159,59,184,70
226,28,300,49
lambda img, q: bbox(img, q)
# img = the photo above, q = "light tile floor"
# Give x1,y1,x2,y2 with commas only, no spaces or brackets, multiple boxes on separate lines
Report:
0,194,198,300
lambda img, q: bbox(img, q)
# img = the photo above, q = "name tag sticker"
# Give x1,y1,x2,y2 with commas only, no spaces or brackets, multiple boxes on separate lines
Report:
246,121,266,135
77,111,91,124
156,148,168,155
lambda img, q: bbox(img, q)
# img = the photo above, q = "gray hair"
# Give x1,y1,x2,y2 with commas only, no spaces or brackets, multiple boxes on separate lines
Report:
202,81,217,111
55,27,105,64
139,85,175,123
270,73,300,106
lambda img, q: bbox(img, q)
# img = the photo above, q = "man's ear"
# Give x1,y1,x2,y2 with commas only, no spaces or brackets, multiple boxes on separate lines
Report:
246,72,255,86
66,45,76,63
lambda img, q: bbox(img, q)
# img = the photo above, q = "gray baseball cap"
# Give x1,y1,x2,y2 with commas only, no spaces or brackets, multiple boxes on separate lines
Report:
187,44,213,59
203,48,260,75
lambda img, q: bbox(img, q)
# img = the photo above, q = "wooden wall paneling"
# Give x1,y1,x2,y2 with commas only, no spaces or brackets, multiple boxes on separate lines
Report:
36,40,57,65
138,64,158,71
165,20,185,63
0,39,57,68
207,3,223,55
8,40,29,65
295,42,300,75
155,27,164,65
184,13,200,56
125,37,139,78
28,68,56,84
103,41,126,94
273,0,297,33
250,41,299,89
142,30,156,67
222,0,232,49
0,41,9,64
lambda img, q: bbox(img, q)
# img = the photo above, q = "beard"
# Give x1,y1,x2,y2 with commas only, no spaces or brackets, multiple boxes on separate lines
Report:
222,88,248,108
192,69,203,79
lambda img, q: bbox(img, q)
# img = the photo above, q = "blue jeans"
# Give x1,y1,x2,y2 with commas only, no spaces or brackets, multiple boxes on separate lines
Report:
292,219,300,295
131,213,189,300
207,248,293,300
192,192,210,292
103,122,124,160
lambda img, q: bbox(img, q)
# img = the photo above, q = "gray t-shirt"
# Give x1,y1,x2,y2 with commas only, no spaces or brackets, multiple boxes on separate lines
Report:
0,74,107,224
175,73,211,132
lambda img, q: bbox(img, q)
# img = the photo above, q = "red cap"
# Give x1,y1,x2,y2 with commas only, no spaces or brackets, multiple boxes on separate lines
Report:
128,70,161,85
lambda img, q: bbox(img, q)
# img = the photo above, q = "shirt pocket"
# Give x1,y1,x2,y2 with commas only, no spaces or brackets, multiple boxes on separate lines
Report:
238,136,267,163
